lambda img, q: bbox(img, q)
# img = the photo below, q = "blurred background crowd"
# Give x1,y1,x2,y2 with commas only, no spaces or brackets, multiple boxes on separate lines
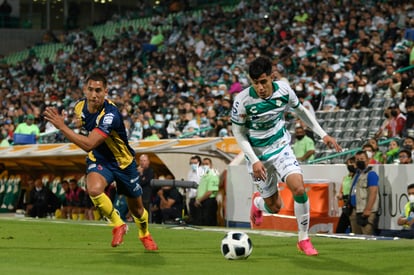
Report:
0,0,414,149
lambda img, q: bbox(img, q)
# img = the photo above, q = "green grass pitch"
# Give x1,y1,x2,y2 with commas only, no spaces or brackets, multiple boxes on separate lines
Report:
0,216,412,275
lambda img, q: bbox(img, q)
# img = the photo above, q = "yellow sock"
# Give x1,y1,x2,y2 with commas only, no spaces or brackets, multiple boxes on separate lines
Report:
72,213,79,220
93,210,101,220
55,209,62,219
79,213,85,220
133,209,149,238
90,193,124,227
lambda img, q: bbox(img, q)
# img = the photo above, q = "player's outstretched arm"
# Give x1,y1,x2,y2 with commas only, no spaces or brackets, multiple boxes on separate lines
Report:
294,104,342,152
43,107,105,152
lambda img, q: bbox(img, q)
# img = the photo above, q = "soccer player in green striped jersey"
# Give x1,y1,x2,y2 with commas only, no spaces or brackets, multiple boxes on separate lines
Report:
231,56,341,256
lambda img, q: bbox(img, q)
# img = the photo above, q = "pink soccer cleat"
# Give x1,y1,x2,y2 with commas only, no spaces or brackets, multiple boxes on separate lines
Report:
297,238,319,256
250,192,263,226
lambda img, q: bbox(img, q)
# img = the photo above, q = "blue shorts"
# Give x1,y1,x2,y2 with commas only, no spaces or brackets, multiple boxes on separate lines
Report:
86,159,143,198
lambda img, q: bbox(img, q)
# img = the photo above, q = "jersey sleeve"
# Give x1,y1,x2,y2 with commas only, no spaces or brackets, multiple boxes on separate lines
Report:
97,110,121,137
230,95,246,125
285,82,300,109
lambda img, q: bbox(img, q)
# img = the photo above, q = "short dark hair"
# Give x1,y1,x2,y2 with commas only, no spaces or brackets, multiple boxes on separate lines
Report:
399,149,412,158
407,183,414,190
190,155,201,164
362,143,374,151
355,150,368,158
345,156,356,164
85,73,107,87
249,56,272,80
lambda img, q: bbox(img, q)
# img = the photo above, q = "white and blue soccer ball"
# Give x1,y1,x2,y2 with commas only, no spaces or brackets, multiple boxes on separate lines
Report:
221,231,253,260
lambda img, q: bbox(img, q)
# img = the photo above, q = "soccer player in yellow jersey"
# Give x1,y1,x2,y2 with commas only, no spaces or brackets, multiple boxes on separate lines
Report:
44,73,158,250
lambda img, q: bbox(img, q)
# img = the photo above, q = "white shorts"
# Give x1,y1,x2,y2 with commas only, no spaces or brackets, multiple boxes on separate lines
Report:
247,145,302,198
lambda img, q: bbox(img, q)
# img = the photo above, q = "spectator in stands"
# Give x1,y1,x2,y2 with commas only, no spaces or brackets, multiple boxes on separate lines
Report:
66,178,86,220
13,114,40,142
338,81,359,110
144,127,160,140
296,92,315,140
376,103,406,138
1,0,414,154
181,110,200,137
137,154,155,215
292,126,315,163
385,140,401,164
156,178,183,223
322,83,338,112
308,81,324,112
193,157,219,226
402,99,414,137
398,149,413,164
336,156,356,233
398,86,414,114
0,127,10,147
186,155,203,224
57,179,70,219
349,150,380,235
353,80,371,109
402,136,414,157
367,138,385,164
26,179,60,218
397,183,414,230
362,143,381,165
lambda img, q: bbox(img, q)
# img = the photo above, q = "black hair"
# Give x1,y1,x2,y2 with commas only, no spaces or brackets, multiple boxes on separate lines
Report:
248,56,273,80
399,149,412,158
355,150,368,158
85,73,107,88
407,183,414,190
190,155,201,164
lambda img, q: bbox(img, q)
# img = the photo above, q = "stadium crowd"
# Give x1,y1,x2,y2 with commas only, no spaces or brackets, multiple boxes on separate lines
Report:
0,0,414,151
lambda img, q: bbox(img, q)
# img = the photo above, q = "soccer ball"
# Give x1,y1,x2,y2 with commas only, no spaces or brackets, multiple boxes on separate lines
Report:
221,231,253,260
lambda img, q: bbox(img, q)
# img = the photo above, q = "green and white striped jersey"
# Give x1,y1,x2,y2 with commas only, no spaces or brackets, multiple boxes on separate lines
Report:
231,81,300,162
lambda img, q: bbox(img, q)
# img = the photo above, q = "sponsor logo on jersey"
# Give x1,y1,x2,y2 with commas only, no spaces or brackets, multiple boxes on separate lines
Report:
102,113,114,125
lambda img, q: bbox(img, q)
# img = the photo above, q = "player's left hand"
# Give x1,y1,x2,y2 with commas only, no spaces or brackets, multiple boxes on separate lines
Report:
322,135,342,152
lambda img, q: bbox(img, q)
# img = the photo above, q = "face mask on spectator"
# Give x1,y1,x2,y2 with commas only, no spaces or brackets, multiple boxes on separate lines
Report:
347,165,356,173
190,164,198,172
325,89,333,95
358,86,365,93
356,160,366,170
365,151,373,159
409,194,414,203
202,165,210,173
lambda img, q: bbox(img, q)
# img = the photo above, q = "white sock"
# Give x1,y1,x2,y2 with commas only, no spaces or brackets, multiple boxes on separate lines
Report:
294,200,310,241
254,196,271,213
